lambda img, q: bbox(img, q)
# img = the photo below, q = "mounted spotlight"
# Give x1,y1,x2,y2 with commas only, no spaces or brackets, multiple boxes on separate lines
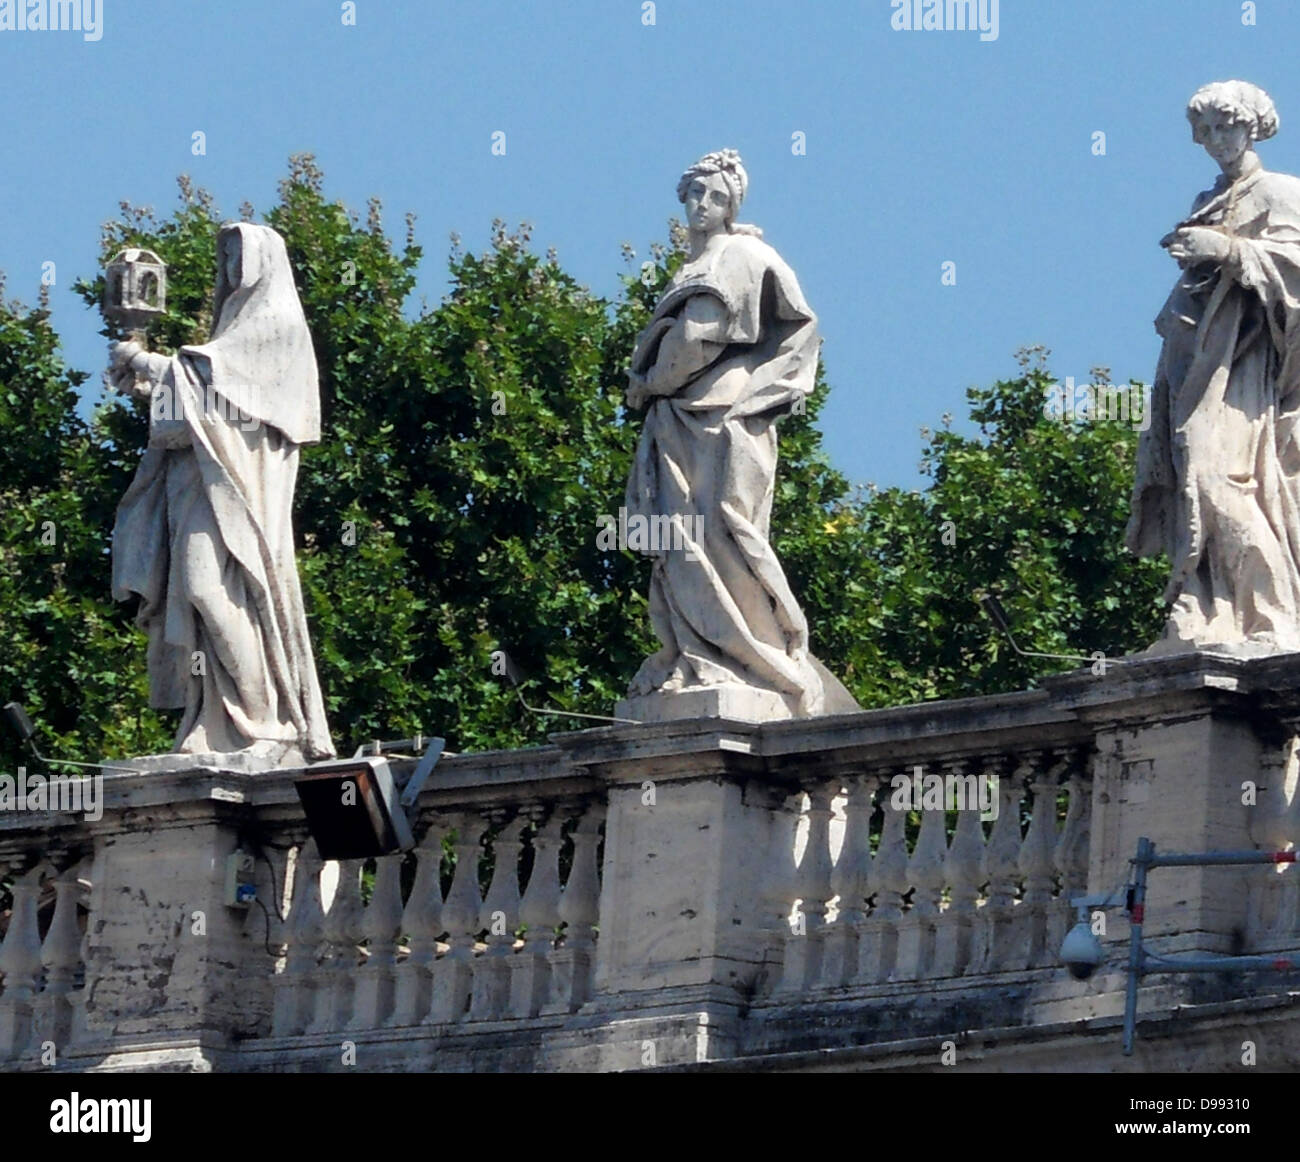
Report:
3,701,138,774
293,736,446,860
975,589,1134,669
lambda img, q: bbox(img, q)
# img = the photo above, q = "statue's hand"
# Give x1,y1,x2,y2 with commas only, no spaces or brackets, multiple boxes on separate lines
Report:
104,364,149,401
1167,227,1230,267
109,339,143,369
626,370,649,411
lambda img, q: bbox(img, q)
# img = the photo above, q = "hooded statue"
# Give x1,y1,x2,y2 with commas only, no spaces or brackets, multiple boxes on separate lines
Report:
110,222,334,761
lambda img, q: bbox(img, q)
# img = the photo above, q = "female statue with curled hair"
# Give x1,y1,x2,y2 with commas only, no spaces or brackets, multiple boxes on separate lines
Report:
622,150,856,717
1128,81,1300,654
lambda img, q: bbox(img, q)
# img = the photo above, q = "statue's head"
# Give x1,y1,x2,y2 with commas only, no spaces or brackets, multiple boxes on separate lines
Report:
211,223,295,329
1187,80,1278,170
677,149,748,236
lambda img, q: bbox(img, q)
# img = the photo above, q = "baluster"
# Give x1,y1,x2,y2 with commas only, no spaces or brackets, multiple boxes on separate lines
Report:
241,844,291,959
1019,754,1065,968
779,781,836,993
897,775,947,980
273,841,325,1036
391,824,445,1026
67,845,102,1047
428,812,486,1024
1255,735,1297,942
1050,758,1091,957
471,814,525,1021
547,801,603,1013
0,864,46,1061
32,862,84,1056
756,790,801,995
976,756,1027,973
510,808,562,1018
351,853,404,1028
858,770,909,983
935,759,984,977
821,774,874,988
331,859,367,1031
307,857,363,1033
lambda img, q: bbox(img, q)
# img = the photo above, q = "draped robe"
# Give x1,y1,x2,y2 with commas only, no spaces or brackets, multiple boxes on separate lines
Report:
112,224,334,760
625,231,854,715
1127,166,1300,653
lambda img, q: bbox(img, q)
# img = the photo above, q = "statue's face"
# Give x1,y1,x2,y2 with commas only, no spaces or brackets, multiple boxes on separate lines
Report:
1193,111,1252,170
221,235,241,289
684,173,732,235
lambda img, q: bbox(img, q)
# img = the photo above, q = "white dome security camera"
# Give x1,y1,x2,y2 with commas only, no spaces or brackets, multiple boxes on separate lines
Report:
1060,919,1105,980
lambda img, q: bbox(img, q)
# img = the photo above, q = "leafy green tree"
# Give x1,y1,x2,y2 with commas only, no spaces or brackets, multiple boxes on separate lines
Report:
846,347,1168,705
0,276,175,777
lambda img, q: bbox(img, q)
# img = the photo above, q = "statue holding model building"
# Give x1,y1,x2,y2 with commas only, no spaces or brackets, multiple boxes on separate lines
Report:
107,223,334,763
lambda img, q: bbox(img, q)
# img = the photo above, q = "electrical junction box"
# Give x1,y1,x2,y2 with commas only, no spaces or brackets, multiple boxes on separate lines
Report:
224,851,256,908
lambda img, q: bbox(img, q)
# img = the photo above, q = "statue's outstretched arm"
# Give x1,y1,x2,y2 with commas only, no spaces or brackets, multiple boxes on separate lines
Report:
107,339,170,401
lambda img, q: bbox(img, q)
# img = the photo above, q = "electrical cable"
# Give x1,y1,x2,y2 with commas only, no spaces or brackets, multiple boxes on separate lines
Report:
253,896,279,959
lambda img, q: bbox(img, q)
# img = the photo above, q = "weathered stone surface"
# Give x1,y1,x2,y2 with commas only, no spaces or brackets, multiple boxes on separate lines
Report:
3,651,1299,1072
616,683,797,725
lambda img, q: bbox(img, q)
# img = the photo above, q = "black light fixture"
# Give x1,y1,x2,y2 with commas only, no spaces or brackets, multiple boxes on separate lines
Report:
3,701,138,774
3,701,36,747
975,590,1132,669
977,592,1014,638
293,736,446,860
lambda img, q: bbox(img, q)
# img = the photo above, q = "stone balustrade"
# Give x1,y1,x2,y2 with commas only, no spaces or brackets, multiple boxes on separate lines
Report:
2,651,1300,1070
764,748,1091,998
0,857,91,1066
266,797,605,1040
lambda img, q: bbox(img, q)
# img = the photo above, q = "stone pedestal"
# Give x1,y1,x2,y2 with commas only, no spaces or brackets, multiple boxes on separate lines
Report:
554,721,784,1067
115,747,302,775
592,774,781,996
616,684,799,725
73,761,290,1067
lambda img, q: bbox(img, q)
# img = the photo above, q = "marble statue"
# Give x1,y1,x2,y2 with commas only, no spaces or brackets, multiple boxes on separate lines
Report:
107,222,335,763
619,149,857,721
1128,81,1300,656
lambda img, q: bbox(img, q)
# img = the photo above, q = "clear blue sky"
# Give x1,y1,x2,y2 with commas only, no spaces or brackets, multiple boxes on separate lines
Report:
1,0,1295,489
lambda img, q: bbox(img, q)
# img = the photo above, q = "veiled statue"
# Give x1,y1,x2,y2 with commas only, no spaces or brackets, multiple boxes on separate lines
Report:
108,223,334,762
1128,81,1300,655
621,150,857,719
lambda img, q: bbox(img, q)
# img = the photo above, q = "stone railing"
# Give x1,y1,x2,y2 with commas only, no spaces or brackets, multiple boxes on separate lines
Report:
268,795,606,1041
243,745,607,1068
0,858,92,1066
764,748,1091,998
3,651,1300,1071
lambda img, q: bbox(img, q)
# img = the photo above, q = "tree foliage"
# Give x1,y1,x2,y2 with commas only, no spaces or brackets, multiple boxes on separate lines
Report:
843,347,1168,704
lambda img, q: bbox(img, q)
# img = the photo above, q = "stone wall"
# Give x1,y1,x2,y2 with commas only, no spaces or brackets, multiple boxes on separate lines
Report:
3,651,1300,1072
